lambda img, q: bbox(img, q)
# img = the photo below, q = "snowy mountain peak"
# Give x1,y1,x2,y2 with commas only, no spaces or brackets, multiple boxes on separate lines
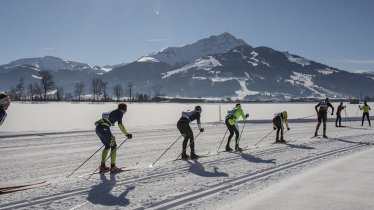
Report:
138,32,249,65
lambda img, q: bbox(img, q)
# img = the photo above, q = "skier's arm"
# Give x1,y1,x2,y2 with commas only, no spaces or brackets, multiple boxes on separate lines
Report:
197,113,204,132
272,121,276,130
118,123,128,136
315,103,320,113
328,103,334,115
284,118,289,130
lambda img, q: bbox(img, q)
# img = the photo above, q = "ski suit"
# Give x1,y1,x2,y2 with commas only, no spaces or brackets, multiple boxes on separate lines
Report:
360,104,371,126
225,105,247,149
272,112,289,141
177,110,202,156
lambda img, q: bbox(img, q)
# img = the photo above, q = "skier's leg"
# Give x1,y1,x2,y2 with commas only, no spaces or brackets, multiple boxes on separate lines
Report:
362,113,365,126
225,119,234,150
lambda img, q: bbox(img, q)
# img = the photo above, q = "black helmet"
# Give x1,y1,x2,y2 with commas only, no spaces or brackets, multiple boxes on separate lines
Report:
195,105,202,112
118,103,127,112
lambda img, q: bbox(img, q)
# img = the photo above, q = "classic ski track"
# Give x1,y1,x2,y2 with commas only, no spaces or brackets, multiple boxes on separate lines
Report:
0,139,370,210
143,144,369,209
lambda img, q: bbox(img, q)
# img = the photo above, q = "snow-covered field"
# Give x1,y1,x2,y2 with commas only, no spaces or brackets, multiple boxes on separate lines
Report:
1,102,373,209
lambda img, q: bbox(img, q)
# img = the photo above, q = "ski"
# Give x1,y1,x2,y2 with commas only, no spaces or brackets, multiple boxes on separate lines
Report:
0,182,50,195
78,162,139,177
0,181,47,191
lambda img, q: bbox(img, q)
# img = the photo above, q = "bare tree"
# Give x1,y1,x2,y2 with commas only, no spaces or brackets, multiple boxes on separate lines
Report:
113,83,124,101
28,83,35,101
34,83,43,100
91,78,101,101
91,78,107,101
15,77,25,100
153,84,162,97
39,70,55,101
127,81,134,101
74,81,85,101
100,80,108,101
56,87,64,101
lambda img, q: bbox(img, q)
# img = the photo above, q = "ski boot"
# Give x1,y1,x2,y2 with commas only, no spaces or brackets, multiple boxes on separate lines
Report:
323,135,328,139
275,138,280,143
181,152,189,160
225,146,233,152
190,152,200,159
279,138,286,143
110,164,122,173
99,163,109,173
235,145,243,152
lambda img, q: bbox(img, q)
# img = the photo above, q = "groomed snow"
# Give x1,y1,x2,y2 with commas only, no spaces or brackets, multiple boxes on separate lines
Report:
0,103,373,209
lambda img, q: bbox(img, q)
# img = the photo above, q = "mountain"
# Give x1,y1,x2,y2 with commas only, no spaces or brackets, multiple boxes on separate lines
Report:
0,56,106,93
1,33,374,100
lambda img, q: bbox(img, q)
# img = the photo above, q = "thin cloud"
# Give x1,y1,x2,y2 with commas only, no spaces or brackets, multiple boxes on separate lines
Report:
341,59,374,64
145,38,170,42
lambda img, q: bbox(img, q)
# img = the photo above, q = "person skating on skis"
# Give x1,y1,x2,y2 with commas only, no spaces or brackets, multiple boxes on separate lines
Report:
95,103,132,173
0,92,11,126
177,105,204,159
272,111,290,143
225,104,249,152
335,102,346,127
314,97,334,138
359,101,371,126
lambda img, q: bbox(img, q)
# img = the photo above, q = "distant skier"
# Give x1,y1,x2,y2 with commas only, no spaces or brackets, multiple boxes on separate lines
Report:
225,104,249,152
314,98,334,138
94,103,132,173
335,102,346,127
359,101,371,126
272,111,290,143
0,92,11,126
177,105,204,159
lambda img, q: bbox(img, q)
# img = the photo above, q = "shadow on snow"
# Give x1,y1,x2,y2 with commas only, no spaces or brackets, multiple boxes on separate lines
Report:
87,173,135,207
187,160,229,177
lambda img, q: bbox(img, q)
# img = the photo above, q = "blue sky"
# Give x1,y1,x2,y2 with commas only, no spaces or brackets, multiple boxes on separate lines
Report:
0,0,373,72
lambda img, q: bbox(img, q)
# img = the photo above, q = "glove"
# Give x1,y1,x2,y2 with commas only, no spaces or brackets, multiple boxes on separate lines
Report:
331,113,334,116
126,133,133,139
287,128,290,131
200,128,204,132
273,127,276,130
245,114,249,118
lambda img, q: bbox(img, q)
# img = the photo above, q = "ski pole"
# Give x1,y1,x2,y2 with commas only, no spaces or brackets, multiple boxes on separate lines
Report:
237,120,247,145
86,137,129,180
172,132,202,164
344,109,352,127
151,135,182,167
216,129,228,153
254,130,275,146
66,145,104,178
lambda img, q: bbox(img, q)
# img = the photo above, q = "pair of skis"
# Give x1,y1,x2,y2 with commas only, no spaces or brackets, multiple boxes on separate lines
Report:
0,181,49,195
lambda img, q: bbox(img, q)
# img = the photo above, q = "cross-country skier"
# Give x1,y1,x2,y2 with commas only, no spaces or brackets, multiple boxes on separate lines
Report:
314,98,334,138
94,103,132,173
225,104,249,152
272,111,290,143
359,101,371,126
177,105,204,159
335,102,346,127
0,92,11,126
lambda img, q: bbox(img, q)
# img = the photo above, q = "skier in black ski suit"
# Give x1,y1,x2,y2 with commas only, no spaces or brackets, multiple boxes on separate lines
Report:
177,106,204,159
95,103,132,173
314,98,334,138
0,92,11,126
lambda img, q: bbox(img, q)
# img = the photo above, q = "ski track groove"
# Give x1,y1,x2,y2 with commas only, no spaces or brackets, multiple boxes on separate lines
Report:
143,144,369,210
0,139,371,210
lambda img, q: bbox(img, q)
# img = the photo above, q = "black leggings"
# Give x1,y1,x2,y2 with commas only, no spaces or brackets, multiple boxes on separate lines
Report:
177,120,195,153
273,116,283,140
225,118,239,146
362,113,371,126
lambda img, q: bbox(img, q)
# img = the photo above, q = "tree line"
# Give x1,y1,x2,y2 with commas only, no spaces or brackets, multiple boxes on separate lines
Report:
7,70,163,102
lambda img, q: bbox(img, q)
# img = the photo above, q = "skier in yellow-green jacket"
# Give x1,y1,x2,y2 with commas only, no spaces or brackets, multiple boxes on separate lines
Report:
225,104,249,152
359,101,371,126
